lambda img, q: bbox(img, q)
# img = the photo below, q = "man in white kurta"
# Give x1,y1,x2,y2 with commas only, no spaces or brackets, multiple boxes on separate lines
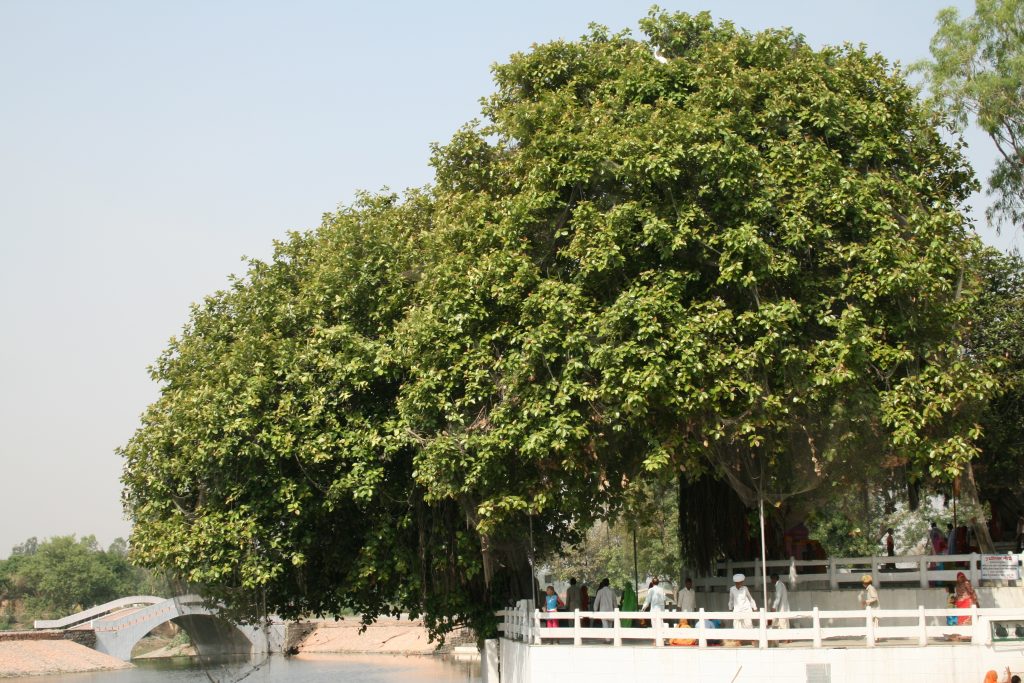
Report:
771,573,790,629
642,577,667,612
728,573,757,630
592,578,617,628
679,577,697,624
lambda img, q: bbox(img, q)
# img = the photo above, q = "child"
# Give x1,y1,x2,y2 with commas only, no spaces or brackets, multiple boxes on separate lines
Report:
946,586,958,626
544,585,563,628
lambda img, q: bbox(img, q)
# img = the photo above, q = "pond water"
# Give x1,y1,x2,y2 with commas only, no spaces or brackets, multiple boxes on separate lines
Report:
26,653,481,683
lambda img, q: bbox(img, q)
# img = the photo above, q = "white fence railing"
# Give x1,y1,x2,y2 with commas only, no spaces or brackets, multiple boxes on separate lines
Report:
689,553,1021,591
497,600,1024,649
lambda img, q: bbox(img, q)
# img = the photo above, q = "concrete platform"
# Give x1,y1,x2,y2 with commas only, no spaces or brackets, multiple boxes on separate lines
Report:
498,637,1024,683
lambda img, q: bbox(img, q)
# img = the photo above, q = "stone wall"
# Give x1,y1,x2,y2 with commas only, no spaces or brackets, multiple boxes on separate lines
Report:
284,621,317,654
62,630,96,649
0,630,63,642
0,629,96,649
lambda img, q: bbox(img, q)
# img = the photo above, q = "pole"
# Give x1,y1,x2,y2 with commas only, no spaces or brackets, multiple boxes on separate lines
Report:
529,513,537,609
953,476,959,533
759,495,769,610
632,527,639,592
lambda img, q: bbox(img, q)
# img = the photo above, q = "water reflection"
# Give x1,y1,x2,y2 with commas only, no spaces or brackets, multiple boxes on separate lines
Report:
22,653,481,683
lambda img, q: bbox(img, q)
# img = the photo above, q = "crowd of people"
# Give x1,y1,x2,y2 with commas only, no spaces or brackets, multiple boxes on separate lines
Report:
540,568,981,639
540,573,792,631
927,519,983,557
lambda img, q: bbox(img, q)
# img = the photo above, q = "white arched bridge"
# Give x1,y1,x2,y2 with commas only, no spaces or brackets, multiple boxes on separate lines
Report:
34,595,284,661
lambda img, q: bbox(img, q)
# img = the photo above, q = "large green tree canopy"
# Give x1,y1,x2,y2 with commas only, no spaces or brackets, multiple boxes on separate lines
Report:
122,11,992,638
971,249,1024,521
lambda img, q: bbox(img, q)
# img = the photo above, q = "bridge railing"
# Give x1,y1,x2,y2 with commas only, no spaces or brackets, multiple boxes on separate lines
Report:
33,595,165,630
90,594,208,633
497,600,1024,649
688,553,1021,591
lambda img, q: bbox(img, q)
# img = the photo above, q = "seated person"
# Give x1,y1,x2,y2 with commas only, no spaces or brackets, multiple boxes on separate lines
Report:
669,620,696,646
694,618,721,646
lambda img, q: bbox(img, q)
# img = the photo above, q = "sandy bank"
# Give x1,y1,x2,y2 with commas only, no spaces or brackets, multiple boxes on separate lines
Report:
0,640,132,678
296,618,471,656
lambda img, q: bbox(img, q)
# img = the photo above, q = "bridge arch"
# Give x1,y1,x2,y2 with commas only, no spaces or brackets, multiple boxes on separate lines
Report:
38,595,279,661
93,595,273,661
132,611,256,659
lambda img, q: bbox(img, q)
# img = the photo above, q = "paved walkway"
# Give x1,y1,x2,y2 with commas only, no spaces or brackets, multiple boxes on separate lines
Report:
68,606,143,630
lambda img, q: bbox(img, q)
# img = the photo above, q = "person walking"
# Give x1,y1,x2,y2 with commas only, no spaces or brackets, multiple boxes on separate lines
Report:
929,521,944,554
592,578,616,628
859,574,879,609
859,574,880,632
641,577,667,612
728,573,757,640
771,573,790,629
640,578,667,641
620,582,638,628
565,577,582,612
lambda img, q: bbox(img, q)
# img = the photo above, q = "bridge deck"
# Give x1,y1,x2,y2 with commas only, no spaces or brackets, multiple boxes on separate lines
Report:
67,607,145,631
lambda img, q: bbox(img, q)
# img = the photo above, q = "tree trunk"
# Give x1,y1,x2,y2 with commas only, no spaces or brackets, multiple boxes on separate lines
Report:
959,462,996,553
906,470,921,512
679,473,750,573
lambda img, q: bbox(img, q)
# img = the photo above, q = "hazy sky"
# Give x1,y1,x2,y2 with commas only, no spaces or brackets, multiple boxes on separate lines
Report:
0,1,1019,558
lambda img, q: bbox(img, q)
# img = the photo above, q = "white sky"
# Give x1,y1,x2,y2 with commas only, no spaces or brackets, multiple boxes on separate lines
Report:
0,1,1019,558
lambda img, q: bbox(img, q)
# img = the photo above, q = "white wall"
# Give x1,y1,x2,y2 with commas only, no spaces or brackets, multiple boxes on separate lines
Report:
500,638,1024,683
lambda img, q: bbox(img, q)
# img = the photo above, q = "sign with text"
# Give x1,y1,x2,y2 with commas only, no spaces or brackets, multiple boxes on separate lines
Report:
981,554,1021,581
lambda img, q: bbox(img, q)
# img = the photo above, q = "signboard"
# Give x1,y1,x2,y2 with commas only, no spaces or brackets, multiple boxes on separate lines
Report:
981,554,1021,581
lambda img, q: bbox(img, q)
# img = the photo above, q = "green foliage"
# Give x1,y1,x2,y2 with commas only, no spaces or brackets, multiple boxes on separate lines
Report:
808,484,991,558
891,497,989,552
970,249,1024,505
0,535,169,625
545,478,680,587
915,0,1024,228
11,538,38,557
806,494,881,558
121,10,991,640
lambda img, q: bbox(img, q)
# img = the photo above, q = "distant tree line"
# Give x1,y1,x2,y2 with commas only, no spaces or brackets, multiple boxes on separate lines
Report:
0,535,172,629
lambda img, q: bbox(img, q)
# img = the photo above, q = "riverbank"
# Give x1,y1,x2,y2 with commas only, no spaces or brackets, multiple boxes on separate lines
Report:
0,640,132,677
295,618,474,656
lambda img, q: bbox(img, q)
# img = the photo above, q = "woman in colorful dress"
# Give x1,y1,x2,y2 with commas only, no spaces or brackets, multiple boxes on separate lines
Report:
954,571,979,625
